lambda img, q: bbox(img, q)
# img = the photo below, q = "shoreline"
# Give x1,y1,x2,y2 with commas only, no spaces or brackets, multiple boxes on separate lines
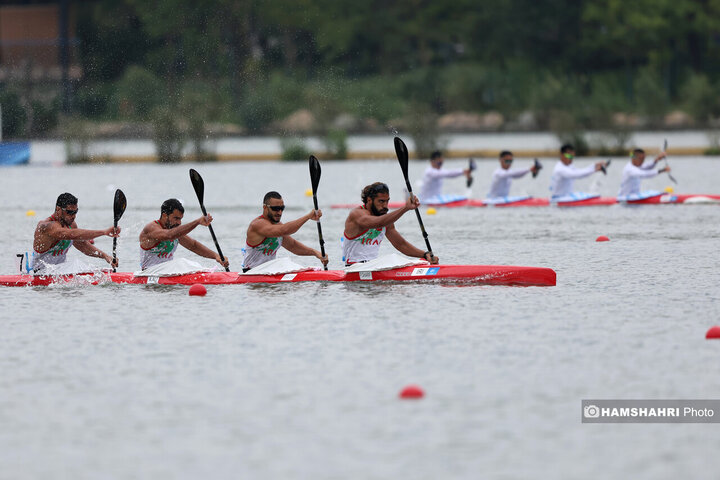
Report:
16,130,720,164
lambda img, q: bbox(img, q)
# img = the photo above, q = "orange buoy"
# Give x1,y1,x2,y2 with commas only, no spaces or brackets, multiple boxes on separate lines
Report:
189,284,207,296
596,235,610,242
706,326,720,339
399,384,424,399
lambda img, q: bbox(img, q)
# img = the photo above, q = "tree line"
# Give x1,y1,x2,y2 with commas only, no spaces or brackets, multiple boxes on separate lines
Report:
3,0,720,156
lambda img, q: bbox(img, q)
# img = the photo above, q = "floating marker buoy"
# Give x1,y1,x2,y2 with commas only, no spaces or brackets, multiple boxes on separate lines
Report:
427,207,437,215
399,384,424,399
706,326,720,339
596,235,610,242
664,186,674,194
26,210,36,217
305,189,313,197
189,284,207,296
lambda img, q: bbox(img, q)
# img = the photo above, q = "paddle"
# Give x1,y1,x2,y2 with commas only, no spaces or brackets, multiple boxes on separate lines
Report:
600,158,611,175
532,158,543,178
308,155,327,270
663,139,678,184
466,158,477,188
111,189,126,273
393,136,434,259
189,168,230,272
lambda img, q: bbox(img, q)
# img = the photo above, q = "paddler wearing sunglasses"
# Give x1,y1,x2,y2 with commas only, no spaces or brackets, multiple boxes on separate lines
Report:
549,144,607,200
32,192,121,274
243,191,328,272
486,150,542,200
139,198,229,270
342,182,439,266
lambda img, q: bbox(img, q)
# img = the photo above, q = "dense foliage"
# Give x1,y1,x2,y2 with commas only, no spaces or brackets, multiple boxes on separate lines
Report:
4,0,720,142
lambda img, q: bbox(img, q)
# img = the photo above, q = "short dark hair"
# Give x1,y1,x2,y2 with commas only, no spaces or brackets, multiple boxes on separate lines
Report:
361,182,389,203
560,144,574,154
56,192,78,208
161,198,184,216
430,151,443,160
632,148,645,155
263,191,282,204
499,150,513,158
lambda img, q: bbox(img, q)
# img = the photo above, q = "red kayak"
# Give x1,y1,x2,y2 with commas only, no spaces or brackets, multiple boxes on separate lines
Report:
331,194,720,208
0,264,556,287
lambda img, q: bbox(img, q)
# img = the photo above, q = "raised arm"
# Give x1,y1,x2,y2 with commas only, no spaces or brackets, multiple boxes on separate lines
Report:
250,210,320,239
139,216,211,248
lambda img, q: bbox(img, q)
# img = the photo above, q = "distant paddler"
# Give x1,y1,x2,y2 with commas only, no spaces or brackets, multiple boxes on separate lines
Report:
485,150,542,204
139,198,229,270
32,192,120,274
549,144,607,202
617,148,670,201
418,150,473,203
243,191,328,272
343,182,438,266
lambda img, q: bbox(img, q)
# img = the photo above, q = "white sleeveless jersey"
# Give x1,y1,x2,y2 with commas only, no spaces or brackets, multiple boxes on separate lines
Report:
342,227,385,265
243,236,283,270
140,222,179,270
33,215,73,273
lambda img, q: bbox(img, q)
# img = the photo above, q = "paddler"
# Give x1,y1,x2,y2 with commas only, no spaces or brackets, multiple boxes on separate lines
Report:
418,150,473,202
343,182,439,266
243,191,328,272
617,148,670,199
549,144,606,200
486,150,541,200
139,198,229,270
32,192,120,274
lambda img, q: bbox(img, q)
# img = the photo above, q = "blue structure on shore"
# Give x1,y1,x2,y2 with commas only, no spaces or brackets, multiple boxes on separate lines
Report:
0,142,30,166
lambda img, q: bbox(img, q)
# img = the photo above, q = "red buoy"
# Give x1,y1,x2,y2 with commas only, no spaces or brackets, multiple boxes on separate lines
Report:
399,384,424,399
188,284,207,296
596,235,610,242
706,326,720,339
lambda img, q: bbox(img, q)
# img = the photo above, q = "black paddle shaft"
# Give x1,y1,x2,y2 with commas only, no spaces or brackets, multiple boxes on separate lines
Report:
308,156,328,270
189,169,230,272
112,189,127,273
393,137,434,258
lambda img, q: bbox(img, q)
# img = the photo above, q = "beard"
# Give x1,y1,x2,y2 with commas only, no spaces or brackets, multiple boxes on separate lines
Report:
370,203,388,216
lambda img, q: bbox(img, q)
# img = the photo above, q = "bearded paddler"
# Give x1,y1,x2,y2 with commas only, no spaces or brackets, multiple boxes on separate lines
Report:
32,192,121,274
139,198,229,270
342,182,439,266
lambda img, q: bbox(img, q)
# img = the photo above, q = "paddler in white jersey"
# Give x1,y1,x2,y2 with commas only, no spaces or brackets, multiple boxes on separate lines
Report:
32,192,120,274
617,148,670,199
549,144,606,200
419,150,472,202
486,150,541,199
138,198,229,270
343,182,439,266
243,191,328,272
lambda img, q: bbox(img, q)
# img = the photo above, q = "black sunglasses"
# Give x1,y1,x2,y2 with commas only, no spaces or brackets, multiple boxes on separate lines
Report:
265,204,285,212
63,208,78,215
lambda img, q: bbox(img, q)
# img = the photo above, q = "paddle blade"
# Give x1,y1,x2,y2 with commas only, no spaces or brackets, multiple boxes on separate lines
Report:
394,137,410,180
113,189,127,224
532,158,542,178
189,168,205,205
309,155,321,194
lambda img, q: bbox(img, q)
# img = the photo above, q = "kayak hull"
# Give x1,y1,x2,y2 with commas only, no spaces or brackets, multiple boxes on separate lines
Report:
0,264,556,287
331,194,719,208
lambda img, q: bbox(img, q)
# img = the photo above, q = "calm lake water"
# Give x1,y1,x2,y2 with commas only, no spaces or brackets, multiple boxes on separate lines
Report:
1,156,720,479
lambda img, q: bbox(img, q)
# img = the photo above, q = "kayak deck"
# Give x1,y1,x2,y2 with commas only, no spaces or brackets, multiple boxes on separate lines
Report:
0,264,556,287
